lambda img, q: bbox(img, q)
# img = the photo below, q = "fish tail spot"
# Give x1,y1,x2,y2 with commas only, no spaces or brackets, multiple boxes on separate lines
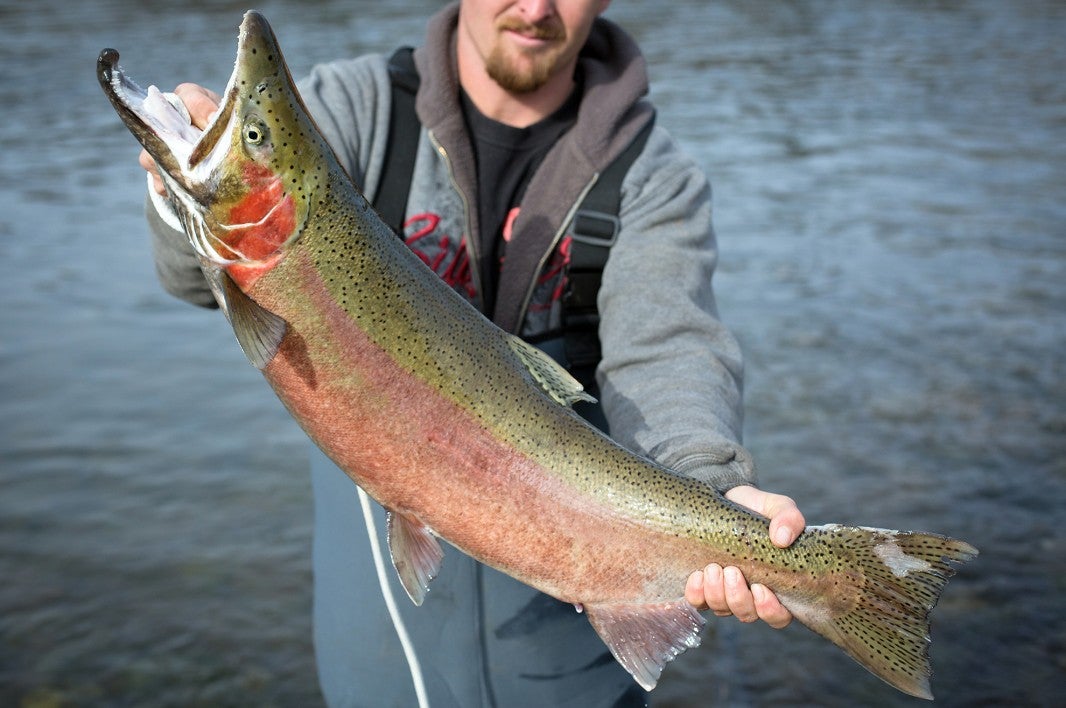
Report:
783,527,976,700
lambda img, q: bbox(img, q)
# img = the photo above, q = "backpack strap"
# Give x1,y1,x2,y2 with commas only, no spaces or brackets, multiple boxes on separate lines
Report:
563,116,655,374
374,46,420,236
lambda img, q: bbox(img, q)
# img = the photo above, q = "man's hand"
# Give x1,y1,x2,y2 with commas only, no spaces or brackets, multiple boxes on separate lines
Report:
139,83,222,195
684,485,804,629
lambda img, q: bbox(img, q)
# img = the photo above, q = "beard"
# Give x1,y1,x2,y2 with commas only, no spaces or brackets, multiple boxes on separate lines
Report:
485,17,568,93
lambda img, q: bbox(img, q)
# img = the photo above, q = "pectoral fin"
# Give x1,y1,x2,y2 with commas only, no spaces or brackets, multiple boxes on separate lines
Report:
507,335,596,407
386,511,444,606
200,262,286,369
585,599,705,691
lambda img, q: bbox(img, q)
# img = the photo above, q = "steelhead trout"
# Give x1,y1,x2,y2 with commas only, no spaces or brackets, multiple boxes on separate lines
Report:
98,11,976,699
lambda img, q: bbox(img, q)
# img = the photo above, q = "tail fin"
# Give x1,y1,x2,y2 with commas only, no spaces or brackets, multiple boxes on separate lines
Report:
783,525,977,700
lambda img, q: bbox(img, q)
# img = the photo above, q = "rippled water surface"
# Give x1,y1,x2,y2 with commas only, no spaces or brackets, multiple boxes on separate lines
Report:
2,1,1063,706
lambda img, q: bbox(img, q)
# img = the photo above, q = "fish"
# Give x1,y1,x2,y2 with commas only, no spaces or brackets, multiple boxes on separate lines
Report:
97,11,977,699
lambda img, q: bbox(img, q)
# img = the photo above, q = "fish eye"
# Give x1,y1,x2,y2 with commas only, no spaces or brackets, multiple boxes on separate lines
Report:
243,121,268,146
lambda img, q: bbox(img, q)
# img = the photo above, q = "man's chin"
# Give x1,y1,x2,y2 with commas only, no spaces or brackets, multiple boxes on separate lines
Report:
486,52,557,94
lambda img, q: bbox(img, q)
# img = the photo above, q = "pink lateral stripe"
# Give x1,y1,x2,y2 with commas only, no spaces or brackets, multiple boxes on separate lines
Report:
254,251,710,603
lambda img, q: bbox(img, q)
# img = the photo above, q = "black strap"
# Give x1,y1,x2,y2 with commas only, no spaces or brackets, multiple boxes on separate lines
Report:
374,47,420,235
563,116,655,372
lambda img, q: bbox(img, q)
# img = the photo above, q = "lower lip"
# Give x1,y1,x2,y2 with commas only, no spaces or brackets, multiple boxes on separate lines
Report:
505,30,554,48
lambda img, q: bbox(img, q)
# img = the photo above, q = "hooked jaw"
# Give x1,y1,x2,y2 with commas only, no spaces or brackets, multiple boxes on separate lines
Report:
96,11,296,268
97,48,233,264
95,11,283,194
96,47,237,203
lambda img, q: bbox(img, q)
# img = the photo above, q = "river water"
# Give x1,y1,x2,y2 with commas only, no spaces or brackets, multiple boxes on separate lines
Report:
1,1,1063,706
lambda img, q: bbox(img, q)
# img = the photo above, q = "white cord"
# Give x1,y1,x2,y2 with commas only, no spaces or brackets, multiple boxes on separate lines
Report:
358,487,431,708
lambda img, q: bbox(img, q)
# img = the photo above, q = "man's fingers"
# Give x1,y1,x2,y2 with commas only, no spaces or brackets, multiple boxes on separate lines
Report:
685,564,794,629
685,570,703,607
684,487,804,628
703,563,730,615
752,583,793,629
138,149,165,195
723,566,758,622
686,563,730,615
136,83,221,196
725,485,806,548
174,83,221,129
769,511,804,547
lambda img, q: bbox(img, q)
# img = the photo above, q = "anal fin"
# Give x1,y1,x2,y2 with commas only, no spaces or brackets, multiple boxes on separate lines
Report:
386,511,444,606
585,599,705,691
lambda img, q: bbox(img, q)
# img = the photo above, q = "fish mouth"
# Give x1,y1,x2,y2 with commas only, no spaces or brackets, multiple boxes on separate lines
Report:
98,11,292,265
96,13,276,199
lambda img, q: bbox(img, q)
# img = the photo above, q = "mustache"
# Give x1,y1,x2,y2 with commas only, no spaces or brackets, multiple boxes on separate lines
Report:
497,17,566,41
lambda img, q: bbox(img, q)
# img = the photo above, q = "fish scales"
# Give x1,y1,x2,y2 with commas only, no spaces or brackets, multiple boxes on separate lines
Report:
255,177,747,580
252,194,736,602
98,10,976,698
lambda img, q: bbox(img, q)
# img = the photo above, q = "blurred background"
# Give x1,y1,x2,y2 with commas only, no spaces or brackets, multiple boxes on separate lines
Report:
1,1,1063,705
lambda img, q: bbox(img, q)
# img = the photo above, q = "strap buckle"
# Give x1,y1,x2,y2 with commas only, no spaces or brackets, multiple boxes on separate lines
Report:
570,209,620,248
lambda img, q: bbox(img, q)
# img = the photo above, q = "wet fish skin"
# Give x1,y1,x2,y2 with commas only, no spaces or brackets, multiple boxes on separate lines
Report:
97,11,977,698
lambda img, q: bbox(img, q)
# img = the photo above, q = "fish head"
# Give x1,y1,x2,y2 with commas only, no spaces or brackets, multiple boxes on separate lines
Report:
98,11,329,276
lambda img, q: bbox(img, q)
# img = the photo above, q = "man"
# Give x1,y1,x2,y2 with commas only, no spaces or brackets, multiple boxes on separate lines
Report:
141,1,804,705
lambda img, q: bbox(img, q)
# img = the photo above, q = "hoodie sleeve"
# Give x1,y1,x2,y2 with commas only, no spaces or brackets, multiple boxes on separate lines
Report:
595,127,755,492
143,54,392,307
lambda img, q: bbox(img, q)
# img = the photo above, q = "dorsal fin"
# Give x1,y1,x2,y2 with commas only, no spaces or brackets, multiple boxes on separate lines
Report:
506,334,596,407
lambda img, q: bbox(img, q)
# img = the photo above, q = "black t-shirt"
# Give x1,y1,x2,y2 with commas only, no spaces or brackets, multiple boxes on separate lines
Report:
460,85,580,312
